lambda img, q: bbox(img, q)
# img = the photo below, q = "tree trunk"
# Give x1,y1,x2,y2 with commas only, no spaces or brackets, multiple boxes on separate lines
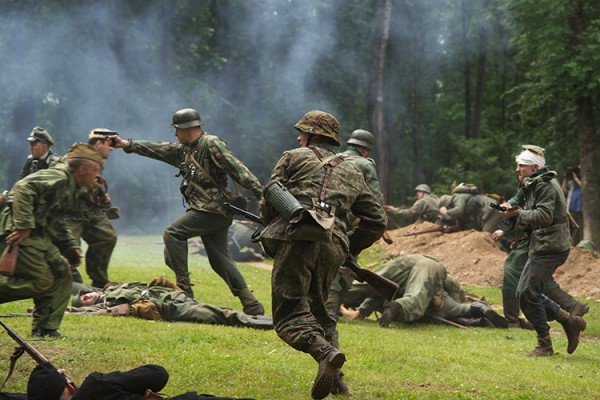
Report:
369,0,392,202
471,0,490,139
569,1,600,244
461,0,472,139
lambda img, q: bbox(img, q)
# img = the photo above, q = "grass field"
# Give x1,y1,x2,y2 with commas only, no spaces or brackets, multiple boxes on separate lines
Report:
0,236,598,399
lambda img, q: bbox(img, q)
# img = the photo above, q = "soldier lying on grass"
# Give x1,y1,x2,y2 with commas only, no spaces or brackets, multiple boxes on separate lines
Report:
68,277,272,330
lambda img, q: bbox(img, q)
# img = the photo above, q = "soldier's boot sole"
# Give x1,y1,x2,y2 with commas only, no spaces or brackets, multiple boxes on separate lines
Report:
563,316,587,354
311,349,346,400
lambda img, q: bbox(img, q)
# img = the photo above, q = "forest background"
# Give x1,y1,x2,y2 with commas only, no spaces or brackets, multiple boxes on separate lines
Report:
1,0,599,243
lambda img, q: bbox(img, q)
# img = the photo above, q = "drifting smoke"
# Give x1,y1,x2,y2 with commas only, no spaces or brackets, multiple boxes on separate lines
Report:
0,0,344,233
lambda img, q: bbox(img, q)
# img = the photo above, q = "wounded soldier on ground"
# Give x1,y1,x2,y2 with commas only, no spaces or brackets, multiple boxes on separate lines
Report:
69,278,272,330
336,254,508,328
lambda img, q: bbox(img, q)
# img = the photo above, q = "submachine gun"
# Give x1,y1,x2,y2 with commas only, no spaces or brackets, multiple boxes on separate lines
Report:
0,319,77,394
225,202,400,301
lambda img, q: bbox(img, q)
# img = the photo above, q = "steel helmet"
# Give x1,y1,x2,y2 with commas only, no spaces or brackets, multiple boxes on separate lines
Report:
347,129,374,150
294,110,340,146
172,108,202,129
414,184,432,194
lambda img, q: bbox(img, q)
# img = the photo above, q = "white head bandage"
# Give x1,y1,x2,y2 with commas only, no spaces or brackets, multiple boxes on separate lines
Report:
515,150,545,168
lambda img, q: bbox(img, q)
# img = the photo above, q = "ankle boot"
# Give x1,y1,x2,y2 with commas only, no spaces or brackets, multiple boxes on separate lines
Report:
526,334,554,357
556,309,587,354
470,301,509,328
502,296,533,329
311,347,346,400
238,287,265,316
175,273,194,298
548,288,589,317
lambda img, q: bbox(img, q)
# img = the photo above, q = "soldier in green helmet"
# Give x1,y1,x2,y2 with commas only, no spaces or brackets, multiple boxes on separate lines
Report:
259,110,387,399
0,143,104,338
111,108,265,316
384,183,440,226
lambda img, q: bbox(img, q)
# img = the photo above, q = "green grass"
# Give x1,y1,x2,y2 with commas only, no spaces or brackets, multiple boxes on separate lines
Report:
1,236,598,399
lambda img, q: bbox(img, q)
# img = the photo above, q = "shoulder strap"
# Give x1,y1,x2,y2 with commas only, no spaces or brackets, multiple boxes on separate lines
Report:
285,147,345,185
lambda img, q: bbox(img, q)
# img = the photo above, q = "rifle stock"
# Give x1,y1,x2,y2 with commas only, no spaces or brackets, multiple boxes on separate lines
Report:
342,259,399,301
0,320,77,394
225,203,398,301
0,244,18,276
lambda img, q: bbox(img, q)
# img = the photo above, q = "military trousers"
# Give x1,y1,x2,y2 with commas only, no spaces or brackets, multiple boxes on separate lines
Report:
69,213,117,288
503,238,559,297
157,292,269,328
0,237,71,331
516,250,569,337
267,237,346,359
163,209,248,296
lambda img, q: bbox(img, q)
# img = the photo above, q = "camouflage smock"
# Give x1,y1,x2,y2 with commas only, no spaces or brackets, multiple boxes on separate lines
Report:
123,133,262,217
259,143,386,254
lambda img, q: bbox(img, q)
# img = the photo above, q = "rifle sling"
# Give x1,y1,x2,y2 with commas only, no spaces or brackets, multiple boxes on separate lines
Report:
0,345,25,391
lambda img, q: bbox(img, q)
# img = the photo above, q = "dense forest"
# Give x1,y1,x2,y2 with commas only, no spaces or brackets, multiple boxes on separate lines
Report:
1,0,599,243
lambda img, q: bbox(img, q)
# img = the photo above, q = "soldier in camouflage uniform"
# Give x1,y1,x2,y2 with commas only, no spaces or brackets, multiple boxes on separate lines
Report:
66,129,118,287
325,129,384,321
16,126,62,181
112,108,265,315
69,280,272,330
259,111,387,399
384,184,440,226
0,143,104,337
338,254,507,328
492,145,589,330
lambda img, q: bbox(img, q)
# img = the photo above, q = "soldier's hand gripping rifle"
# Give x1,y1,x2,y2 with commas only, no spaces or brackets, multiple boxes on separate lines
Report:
225,202,400,301
0,320,77,394
489,203,519,232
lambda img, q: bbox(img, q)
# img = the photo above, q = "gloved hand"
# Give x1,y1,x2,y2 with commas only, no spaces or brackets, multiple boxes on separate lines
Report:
379,300,400,328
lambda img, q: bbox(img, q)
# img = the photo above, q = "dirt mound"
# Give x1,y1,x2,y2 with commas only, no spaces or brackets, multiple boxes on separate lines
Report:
381,222,600,299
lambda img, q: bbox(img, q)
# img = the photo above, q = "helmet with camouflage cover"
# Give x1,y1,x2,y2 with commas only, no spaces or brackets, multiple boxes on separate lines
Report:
171,108,202,129
414,184,432,194
294,110,340,146
347,129,374,150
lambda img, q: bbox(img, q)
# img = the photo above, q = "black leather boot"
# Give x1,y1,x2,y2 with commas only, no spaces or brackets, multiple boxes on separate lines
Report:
547,287,589,317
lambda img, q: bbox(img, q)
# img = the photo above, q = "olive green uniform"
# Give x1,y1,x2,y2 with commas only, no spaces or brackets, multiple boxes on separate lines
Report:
122,134,262,298
67,185,117,287
70,282,271,329
0,166,79,332
445,190,497,232
389,193,440,226
259,142,386,361
326,145,385,317
341,255,472,322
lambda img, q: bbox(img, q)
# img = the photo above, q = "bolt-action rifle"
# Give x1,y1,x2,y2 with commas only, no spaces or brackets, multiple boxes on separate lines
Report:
0,319,77,394
402,223,460,237
225,203,400,301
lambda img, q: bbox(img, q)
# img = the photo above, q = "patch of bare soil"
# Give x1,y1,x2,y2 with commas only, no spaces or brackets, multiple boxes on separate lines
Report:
381,222,600,300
